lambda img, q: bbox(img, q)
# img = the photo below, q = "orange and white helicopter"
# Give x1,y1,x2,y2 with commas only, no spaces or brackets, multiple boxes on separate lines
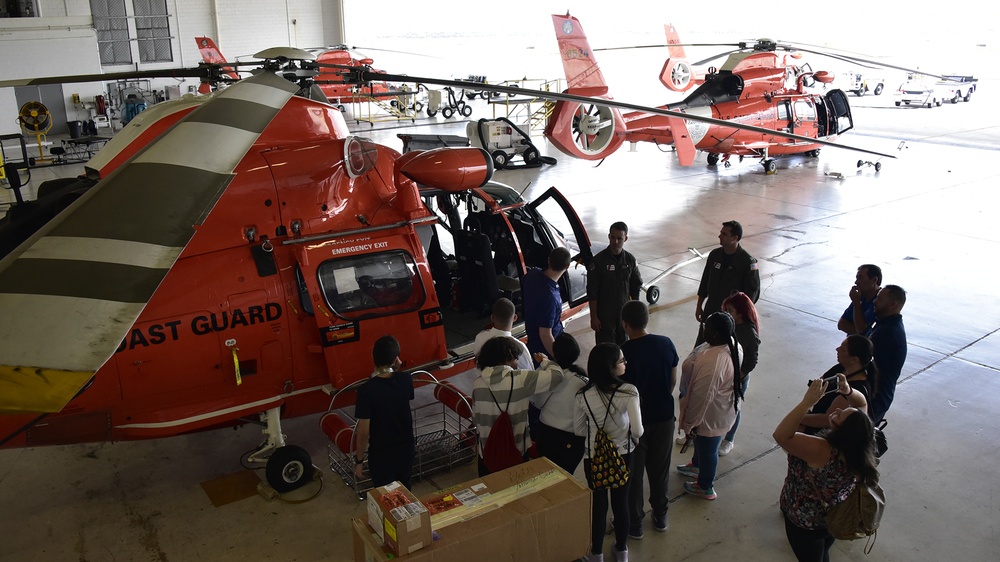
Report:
196,37,404,113
0,41,899,492
0,48,597,492
544,13,909,173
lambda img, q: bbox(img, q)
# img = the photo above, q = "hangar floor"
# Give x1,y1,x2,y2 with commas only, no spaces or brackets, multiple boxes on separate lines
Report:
2,88,998,562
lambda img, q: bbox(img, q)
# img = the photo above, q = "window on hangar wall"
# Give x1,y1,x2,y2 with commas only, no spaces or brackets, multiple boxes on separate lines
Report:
90,0,173,65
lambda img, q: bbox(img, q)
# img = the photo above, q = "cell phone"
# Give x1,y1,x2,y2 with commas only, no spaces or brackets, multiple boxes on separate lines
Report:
806,375,839,387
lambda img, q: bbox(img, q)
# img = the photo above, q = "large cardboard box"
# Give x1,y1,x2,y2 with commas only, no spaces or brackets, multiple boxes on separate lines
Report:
353,457,591,562
366,481,432,557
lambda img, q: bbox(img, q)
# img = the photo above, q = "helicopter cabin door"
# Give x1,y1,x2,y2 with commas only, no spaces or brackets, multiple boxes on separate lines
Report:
526,187,594,308
292,233,446,388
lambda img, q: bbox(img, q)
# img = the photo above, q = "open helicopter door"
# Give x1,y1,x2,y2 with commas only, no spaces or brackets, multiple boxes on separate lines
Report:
822,89,854,136
526,187,593,307
292,235,446,388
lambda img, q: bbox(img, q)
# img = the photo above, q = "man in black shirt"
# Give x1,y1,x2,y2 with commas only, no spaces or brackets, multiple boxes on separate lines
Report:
353,335,416,488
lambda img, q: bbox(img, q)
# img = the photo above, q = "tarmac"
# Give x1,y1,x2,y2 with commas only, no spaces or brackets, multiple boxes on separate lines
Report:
1,88,998,561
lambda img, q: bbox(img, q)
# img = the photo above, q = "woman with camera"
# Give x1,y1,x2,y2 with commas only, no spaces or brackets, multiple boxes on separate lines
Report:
773,378,880,561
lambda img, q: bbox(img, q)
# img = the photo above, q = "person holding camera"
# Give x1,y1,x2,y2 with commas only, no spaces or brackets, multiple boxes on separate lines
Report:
800,335,874,433
773,378,880,562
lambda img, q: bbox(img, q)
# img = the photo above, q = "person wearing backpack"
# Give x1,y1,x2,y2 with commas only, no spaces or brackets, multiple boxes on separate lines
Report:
574,343,643,562
773,378,880,562
473,336,565,476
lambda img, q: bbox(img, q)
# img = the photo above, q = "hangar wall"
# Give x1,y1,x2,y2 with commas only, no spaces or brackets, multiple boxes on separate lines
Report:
0,0,339,136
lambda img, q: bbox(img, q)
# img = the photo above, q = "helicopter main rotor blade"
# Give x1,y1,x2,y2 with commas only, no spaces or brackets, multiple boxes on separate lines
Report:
366,71,898,160
0,71,298,414
0,67,210,88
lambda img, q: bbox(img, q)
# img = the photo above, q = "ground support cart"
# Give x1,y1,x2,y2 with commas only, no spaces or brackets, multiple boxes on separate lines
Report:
324,371,478,499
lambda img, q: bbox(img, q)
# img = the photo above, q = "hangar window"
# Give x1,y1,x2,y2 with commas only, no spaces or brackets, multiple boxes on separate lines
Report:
133,0,172,63
91,0,133,65
317,251,425,319
1,0,36,17
90,0,173,65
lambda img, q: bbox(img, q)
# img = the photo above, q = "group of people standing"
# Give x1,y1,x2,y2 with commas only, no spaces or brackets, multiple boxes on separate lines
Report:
776,262,907,561
349,218,908,562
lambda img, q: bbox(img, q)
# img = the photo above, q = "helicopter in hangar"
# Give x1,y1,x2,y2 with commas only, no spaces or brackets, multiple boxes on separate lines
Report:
0,40,899,492
544,13,919,173
0,47,598,492
196,36,414,114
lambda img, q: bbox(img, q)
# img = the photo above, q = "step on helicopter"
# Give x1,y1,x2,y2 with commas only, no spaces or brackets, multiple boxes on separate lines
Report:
0,39,899,492
543,13,926,173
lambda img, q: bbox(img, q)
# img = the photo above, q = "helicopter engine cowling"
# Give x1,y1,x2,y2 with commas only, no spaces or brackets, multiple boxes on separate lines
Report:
397,147,493,192
544,94,626,161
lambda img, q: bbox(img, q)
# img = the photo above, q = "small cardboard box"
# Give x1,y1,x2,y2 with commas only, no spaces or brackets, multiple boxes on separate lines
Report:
354,457,591,561
366,481,432,557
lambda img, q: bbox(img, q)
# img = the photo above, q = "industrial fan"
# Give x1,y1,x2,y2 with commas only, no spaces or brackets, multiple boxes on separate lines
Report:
17,101,52,163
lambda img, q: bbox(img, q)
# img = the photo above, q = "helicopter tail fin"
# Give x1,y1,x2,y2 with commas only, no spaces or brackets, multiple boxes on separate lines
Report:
195,37,240,81
660,23,697,92
546,14,626,160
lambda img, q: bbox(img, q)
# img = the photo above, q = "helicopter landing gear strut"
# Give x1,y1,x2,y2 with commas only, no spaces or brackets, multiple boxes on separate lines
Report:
246,406,316,493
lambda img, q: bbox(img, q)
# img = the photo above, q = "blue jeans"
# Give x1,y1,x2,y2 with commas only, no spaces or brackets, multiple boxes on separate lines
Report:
724,376,750,442
690,435,723,490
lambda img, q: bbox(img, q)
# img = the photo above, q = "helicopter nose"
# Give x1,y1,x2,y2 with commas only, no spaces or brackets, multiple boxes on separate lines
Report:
399,147,493,191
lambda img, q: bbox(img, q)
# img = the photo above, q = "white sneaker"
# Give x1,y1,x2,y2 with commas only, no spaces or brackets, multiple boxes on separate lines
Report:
718,440,734,456
675,429,687,445
581,552,604,562
613,545,628,562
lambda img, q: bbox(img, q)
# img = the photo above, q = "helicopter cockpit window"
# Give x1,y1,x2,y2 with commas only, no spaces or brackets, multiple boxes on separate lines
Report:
794,100,816,121
316,250,425,319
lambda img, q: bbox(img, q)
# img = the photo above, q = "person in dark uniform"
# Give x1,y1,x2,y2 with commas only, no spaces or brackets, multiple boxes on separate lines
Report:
353,335,416,489
588,222,642,345
695,220,760,344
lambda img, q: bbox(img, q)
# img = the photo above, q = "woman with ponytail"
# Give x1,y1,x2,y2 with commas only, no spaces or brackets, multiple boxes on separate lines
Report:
676,311,741,500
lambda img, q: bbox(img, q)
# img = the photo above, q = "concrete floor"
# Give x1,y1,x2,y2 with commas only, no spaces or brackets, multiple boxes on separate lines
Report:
2,87,999,561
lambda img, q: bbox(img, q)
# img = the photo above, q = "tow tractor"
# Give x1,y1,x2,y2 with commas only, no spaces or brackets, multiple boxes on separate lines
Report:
467,117,554,170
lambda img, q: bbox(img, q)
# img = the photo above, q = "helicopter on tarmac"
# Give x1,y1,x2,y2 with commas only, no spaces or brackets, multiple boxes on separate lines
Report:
0,42,899,492
543,13,931,173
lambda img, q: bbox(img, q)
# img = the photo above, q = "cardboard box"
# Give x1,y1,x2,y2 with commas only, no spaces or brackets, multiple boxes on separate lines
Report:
353,457,591,561
366,481,432,557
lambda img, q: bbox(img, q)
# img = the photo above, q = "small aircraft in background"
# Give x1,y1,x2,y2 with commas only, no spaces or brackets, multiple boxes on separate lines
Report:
195,37,402,112
544,13,917,173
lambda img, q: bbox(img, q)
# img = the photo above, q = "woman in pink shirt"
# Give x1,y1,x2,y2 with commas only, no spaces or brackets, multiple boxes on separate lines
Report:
676,312,741,500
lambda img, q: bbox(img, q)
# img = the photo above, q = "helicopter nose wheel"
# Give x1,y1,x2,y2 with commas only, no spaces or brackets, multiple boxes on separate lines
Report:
763,159,777,174
706,153,720,166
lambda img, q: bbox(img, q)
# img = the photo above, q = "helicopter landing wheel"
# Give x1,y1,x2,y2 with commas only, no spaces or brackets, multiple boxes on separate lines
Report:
706,153,719,166
763,159,777,174
265,445,315,494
